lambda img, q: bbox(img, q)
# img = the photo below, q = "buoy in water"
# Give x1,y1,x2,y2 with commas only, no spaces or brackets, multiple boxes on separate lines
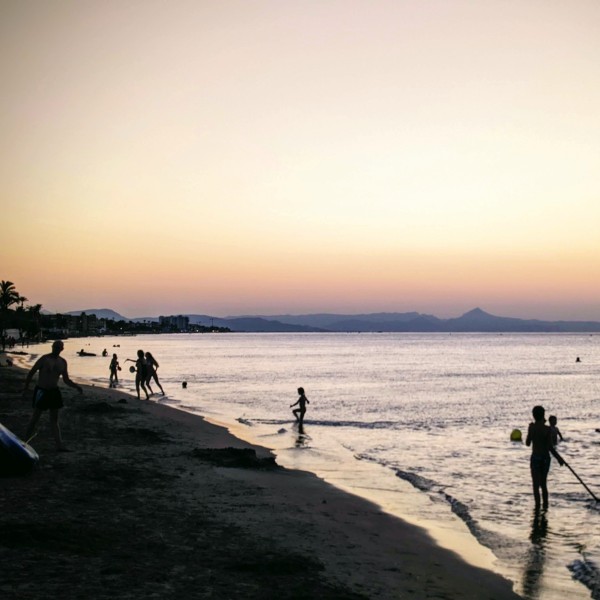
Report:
510,429,522,442
129,366,136,373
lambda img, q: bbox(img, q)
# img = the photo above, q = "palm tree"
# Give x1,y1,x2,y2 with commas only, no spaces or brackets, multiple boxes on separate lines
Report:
0,280,20,350
26,303,43,342
0,280,19,311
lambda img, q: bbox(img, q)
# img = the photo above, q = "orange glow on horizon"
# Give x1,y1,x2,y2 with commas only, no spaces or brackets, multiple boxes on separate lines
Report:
2,1,600,320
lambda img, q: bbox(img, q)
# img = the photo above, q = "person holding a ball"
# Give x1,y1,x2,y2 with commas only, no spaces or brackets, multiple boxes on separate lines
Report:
124,350,150,400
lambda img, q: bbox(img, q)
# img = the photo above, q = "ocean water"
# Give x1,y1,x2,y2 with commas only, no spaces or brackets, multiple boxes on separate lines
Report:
24,333,600,599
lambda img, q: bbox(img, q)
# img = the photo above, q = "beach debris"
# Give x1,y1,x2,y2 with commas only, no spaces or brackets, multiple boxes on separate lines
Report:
77,402,127,414
120,427,168,445
0,422,39,477
568,558,600,598
190,447,278,470
228,551,324,575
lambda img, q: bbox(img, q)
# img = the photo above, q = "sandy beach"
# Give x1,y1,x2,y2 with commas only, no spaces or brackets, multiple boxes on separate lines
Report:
0,361,522,600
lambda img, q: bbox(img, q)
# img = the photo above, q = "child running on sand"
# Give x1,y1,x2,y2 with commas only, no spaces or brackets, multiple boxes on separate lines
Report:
548,415,564,446
526,405,564,510
290,387,309,427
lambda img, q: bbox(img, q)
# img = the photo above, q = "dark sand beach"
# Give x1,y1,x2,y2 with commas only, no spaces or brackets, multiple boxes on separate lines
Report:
0,363,522,599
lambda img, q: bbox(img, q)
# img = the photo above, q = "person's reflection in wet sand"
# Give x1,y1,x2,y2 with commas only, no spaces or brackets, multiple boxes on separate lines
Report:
295,423,309,447
522,509,549,599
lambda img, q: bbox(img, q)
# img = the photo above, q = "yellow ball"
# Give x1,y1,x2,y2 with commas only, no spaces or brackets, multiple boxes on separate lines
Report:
510,428,522,442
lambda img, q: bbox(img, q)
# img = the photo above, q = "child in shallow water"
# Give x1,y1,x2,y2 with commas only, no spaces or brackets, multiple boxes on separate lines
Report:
548,415,563,446
290,387,309,427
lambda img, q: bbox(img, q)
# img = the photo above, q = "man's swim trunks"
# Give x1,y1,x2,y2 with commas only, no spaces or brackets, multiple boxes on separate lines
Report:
530,453,551,478
32,386,63,410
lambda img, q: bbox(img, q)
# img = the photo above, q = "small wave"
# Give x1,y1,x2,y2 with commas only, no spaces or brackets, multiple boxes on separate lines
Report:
355,453,517,560
438,491,517,560
157,397,180,405
440,492,480,536
353,454,437,492
568,558,600,599
395,469,438,493
254,418,401,429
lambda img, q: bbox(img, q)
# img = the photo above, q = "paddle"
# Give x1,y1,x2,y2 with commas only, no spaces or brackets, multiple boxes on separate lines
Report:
561,456,599,502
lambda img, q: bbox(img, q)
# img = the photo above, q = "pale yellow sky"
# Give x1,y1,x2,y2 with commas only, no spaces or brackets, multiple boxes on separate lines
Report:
1,1,599,319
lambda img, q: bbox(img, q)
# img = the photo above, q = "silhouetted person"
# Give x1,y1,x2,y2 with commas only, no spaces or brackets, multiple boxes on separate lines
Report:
290,387,309,427
125,350,150,400
23,340,83,451
145,352,164,395
548,415,563,446
109,353,120,388
526,405,564,510
102,348,108,357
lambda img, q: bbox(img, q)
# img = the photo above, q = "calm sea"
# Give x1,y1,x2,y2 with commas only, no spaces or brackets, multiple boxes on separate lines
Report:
25,333,600,599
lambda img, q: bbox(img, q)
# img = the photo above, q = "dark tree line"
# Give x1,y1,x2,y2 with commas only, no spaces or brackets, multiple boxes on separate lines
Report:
1,280,230,350
0,280,42,350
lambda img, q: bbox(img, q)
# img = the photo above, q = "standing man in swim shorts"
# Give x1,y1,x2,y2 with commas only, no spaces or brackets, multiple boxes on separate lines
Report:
526,405,564,511
23,340,83,451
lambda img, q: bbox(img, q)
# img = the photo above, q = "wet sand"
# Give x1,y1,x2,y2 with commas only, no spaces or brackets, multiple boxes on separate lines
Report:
0,363,522,599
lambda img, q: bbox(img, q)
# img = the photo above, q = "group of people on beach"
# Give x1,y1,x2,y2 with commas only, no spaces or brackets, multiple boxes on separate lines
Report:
21,340,580,514
19,343,166,449
111,349,164,399
22,340,310,444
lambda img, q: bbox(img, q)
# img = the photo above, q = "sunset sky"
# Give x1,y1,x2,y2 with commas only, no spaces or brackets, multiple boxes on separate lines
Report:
2,1,599,320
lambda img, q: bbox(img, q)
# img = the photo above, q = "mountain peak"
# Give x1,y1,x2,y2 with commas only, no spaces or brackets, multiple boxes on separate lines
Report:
462,307,491,318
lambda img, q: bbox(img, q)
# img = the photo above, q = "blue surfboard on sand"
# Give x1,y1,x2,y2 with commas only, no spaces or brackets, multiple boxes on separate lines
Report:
0,422,39,476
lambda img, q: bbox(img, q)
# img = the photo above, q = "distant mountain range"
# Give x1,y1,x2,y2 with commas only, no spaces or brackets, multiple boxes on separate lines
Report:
61,307,600,333
64,308,127,321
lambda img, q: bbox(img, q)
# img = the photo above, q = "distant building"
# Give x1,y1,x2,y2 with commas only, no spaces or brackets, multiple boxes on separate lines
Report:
41,312,106,337
159,315,189,332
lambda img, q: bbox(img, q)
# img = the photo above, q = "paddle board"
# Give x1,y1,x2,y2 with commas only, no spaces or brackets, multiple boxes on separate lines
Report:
0,422,39,476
